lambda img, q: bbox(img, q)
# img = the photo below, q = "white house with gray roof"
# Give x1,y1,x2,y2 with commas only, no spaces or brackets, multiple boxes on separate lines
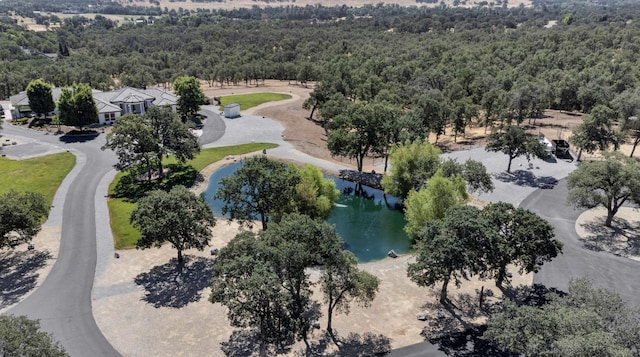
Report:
10,86,178,126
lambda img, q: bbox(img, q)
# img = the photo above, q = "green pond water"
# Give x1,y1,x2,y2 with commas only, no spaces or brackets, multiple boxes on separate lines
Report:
203,161,410,262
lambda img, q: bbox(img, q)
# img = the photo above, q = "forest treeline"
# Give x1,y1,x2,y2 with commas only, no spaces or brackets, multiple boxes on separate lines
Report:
1,0,640,119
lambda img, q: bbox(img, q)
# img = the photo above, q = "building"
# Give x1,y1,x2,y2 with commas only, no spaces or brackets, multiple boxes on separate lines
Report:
10,86,178,126
223,103,240,118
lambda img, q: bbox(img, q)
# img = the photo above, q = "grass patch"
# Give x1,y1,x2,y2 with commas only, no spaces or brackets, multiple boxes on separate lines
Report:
108,143,278,249
0,152,76,207
220,92,291,111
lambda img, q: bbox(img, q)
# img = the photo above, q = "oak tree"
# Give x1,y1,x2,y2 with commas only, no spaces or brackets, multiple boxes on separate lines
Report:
131,185,216,264
567,152,640,227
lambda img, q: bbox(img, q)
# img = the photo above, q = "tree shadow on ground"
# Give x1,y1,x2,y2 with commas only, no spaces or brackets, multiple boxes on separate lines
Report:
133,255,214,308
502,283,566,308
429,325,518,357
221,329,261,357
493,170,558,189
579,216,640,257
110,164,202,201
0,249,51,308
221,329,294,357
306,330,391,356
421,286,558,356
58,130,100,143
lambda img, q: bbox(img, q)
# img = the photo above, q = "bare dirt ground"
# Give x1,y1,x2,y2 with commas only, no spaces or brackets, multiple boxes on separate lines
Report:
576,207,640,260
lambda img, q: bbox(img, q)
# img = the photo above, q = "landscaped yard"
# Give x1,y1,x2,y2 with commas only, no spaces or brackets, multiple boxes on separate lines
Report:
108,143,278,249
0,152,76,207
220,92,291,111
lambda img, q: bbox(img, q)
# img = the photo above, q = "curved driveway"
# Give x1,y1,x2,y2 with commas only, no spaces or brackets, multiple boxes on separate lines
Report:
522,179,640,307
4,124,120,356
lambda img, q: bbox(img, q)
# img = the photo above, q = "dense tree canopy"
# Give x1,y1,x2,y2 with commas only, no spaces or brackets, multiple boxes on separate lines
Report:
173,76,206,122
0,190,49,249
382,140,493,200
57,83,98,130
211,214,375,355
215,156,300,230
0,315,68,357
102,106,199,181
403,170,468,239
482,202,562,289
130,185,216,264
484,278,640,356
25,78,55,118
408,205,493,303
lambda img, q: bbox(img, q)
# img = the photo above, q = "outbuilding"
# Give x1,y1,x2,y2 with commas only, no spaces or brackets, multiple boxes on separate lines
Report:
223,103,240,118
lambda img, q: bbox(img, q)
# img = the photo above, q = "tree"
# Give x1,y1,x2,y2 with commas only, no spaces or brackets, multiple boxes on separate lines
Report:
130,185,216,264
381,139,442,200
289,164,339,220
146,106,200,178
215,156,300,230
211,214,346,356
439,158,495,195
102,114,157,182
485,124,547,173
321,249,379,343
210,231,296,357
26,78,55,119
484,278,640,356
327,101,385,173
0,315,68,357
621,116,640,158
567,152,640,227
482,202,562,289
58,83,99,130
569,105,624,161
403,170,468,239
173,76,206,122
102,107,199,181
0,190,49,249
259,214,333,353
407,205,493,303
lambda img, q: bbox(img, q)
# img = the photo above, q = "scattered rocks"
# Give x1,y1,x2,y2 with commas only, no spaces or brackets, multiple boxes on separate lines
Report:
416,312,428,321
338,169,383,190
387,250,398,258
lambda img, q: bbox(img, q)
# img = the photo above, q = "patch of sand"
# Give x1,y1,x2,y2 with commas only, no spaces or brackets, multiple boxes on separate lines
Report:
575,207,640,260
0,225,61,313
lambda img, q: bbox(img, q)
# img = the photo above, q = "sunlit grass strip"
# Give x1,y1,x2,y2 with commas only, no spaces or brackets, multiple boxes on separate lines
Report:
0,152,75,207
108,143,278,249
220,92,291,111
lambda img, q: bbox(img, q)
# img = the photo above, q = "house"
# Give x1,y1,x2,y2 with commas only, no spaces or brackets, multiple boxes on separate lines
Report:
223,103,240,118
10,86,178,126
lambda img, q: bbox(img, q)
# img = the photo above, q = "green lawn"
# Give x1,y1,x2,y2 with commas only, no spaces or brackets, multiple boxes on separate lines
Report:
108,143,278,249
0,152,76,207
220,92,291,111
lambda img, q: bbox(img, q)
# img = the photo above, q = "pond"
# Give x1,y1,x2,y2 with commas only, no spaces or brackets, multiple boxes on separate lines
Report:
202,161,410,262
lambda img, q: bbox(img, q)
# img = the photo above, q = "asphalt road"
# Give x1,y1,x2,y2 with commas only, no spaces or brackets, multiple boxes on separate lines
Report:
522,179,640,308
4,124,121,356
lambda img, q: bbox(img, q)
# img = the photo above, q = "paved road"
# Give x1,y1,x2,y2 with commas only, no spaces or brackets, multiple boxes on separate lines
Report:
4,125,121,356
522,179,640,308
